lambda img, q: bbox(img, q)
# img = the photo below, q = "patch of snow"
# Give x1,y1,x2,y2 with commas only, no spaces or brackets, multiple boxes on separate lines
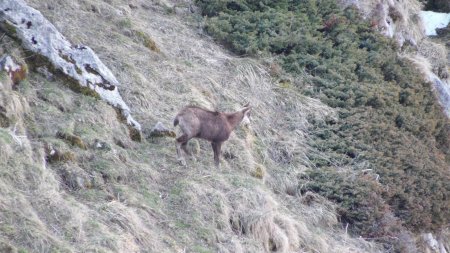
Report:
419,11,450,36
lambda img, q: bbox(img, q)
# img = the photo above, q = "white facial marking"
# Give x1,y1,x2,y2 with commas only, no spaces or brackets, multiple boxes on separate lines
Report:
242,113,250,126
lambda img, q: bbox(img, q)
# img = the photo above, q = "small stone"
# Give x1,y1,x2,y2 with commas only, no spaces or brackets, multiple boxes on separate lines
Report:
36,66,55,81
148,121,176,138
58,166,92,190
93,139,111,151
114,137,131,149
141,4,151,10
153,121,169,132
90,4,99,13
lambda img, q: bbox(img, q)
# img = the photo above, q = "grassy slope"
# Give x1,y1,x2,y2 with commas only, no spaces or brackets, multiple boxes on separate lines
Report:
193,0,450,250
0,0,382,252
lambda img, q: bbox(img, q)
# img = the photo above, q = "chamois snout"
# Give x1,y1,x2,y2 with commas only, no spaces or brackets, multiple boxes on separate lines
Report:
241,107,252,127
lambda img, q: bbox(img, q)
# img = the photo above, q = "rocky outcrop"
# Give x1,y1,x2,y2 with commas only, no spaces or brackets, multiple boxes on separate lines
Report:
340,0,424,47
0,0,141,140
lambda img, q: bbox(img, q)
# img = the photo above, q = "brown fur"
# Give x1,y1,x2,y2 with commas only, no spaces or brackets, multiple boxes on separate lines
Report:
174,105,251,167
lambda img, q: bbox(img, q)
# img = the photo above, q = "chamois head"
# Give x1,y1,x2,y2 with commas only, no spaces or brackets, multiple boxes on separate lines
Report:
174,103,252,167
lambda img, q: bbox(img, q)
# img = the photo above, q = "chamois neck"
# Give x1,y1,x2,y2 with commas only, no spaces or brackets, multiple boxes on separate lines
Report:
226,111,244,129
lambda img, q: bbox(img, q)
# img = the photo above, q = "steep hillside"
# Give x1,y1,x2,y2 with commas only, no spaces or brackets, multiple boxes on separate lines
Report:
0,0,385,252
193,0,450,252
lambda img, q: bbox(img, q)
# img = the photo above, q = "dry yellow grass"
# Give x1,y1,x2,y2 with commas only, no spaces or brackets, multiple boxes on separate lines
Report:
0,0,386,252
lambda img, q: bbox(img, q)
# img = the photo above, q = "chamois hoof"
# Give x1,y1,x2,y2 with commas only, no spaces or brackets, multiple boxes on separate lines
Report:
179,159,187,167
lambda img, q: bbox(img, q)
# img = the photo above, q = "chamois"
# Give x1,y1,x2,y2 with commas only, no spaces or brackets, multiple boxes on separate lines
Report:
173,103,252,168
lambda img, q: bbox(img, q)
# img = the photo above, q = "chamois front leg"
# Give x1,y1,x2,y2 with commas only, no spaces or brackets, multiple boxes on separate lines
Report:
176,134,189,166
211,141,223,168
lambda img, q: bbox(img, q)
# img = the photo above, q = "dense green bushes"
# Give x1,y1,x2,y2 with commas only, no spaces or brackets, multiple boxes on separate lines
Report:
196,0,450,249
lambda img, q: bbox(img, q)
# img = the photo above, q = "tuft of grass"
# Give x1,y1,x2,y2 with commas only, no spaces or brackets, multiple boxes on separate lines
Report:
0,241,17,253
117,18,132,29
10,63,28,85
133,30,161,53
192,245,213,253
0,112,11,128
148,130,176,138
251,164,266,179
56,131,87,150
46,149,76,164
0,21,18,37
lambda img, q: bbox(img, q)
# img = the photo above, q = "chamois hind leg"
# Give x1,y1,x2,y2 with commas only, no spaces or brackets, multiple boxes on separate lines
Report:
176,134,189,166
211,141,223,168
181,141,197,161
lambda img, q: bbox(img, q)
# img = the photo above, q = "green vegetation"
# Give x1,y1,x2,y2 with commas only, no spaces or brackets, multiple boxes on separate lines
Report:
133,30,161,53
56,131,87,150
196,0,450,248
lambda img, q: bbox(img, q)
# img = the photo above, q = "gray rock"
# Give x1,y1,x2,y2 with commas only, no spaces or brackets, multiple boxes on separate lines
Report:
0,0,141,138
152,121,170,132
93,139,112,151
0,55,20,73
148,121,176,138
58,165,93,190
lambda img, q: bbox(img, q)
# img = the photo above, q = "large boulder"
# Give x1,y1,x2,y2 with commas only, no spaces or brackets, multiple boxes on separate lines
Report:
0,0,141,140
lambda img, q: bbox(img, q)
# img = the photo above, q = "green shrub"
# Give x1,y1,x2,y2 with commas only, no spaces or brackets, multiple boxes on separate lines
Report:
299,169,401,237
196,0,450,248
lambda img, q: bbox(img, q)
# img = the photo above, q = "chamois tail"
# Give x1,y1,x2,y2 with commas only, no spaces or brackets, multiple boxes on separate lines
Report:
173,117,179,127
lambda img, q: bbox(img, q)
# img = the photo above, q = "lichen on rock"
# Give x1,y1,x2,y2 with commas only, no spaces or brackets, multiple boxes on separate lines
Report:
0,0,141,140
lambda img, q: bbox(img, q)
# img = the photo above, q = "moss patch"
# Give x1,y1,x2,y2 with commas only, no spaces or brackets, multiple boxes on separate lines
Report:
56,131,87,150
133,30,161,53
129,126,142,142
46,149,76,163
10,64,28,85
148,130,176,138
0,129,13,144
0,112,11,128
0,21,18,37
251,165,265,179
24,53,101,99
115,108,142,142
